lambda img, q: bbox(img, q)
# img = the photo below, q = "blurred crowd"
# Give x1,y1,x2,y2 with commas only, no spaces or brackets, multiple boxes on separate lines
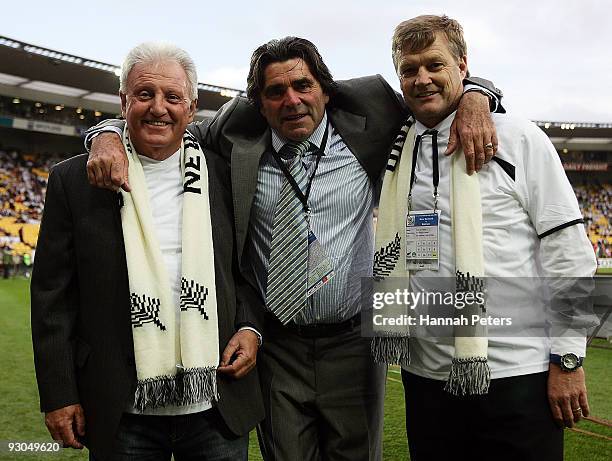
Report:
0,148,61,278
0,148,60,222
0,149,611,279
574,184,612,258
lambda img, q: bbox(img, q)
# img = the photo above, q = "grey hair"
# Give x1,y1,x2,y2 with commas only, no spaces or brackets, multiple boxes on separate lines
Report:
119,42,198,101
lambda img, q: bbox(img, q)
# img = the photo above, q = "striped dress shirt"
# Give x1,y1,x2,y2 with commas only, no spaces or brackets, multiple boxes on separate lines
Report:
247,112,375,325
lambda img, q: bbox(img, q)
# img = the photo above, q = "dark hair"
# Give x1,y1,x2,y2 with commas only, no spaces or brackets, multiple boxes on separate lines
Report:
246,36,337,108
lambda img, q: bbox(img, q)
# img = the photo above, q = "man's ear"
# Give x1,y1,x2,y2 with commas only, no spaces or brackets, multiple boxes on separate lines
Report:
188,98,198,121
459,55,468,80
120,92,127,118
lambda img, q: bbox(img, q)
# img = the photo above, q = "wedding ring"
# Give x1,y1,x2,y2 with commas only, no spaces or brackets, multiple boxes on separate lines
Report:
485,142,494,150
572,407,582,413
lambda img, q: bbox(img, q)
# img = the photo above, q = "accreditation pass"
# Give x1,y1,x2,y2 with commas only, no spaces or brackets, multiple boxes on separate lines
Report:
405,210,440,271
307,230,335,297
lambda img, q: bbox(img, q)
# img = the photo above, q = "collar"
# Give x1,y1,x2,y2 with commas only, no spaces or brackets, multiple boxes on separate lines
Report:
415,111,457,139
271,112,329,155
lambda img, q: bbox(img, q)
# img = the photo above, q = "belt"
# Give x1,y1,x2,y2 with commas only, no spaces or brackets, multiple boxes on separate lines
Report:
266,313,361,338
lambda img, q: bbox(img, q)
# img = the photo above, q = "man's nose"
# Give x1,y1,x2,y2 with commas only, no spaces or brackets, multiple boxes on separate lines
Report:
150,95,167,116
283,87,302,107
414,68,432,87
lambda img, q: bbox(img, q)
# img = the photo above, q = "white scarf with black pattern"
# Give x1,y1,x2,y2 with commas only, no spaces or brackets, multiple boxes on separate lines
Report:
372,118,491,396
121,128,219,410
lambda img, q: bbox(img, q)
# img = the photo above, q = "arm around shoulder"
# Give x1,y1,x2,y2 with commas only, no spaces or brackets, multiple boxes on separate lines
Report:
464,76,504,113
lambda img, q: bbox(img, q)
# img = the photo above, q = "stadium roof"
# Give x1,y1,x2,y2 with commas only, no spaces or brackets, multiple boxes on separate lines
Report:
1,34,612,151
535,121,612,152
0,35,245,119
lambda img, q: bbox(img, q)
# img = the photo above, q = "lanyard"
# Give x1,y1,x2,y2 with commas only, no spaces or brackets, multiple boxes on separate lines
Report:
408,129,439,211
272,123,329,214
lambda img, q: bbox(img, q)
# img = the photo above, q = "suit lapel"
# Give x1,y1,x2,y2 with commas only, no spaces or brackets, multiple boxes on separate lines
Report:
231,129,270,265
329,106,383,183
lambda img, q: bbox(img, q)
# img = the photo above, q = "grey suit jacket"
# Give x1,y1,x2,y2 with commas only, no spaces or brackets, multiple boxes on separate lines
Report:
196,75,407,269
31,151,265,461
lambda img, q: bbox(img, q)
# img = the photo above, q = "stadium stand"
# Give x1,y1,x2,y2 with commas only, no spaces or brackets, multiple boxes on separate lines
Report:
575,183,612,257
0,147,61,266
1,145,610,262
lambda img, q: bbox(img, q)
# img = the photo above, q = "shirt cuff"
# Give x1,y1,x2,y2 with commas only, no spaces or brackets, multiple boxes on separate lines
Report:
550,336,587,358
464,84,498,112
238,326,263,346
85,125,123,152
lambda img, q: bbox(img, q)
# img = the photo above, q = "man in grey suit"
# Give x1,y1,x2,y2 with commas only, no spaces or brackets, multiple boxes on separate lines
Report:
31,42,264,461
86,36,501,460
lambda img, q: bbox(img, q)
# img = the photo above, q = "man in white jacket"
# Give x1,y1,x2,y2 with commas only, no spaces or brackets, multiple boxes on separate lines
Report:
374,14,597,461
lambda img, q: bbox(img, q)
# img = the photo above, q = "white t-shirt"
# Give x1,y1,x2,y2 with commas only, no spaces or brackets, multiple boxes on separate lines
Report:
404,112,597,380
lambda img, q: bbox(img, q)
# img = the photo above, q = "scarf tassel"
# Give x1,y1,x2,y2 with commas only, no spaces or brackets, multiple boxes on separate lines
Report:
371,335,410,367
444,357,491,396
134,366,219,412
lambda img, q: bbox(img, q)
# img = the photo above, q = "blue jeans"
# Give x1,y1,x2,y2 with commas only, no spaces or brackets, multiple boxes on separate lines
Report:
89,408,248,461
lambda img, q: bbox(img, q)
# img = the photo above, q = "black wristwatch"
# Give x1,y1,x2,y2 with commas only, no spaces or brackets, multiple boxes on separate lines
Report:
549,353,584,372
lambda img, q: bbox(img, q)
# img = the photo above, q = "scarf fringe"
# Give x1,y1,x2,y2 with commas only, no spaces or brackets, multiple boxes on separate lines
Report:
371,335,410,367
444,357,491,396
134,366,219,412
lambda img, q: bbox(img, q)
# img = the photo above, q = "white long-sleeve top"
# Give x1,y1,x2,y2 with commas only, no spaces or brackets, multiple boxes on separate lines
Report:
404,111,597,380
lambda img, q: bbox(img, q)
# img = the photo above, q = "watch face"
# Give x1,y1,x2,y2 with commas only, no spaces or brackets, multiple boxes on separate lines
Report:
562,354,578,370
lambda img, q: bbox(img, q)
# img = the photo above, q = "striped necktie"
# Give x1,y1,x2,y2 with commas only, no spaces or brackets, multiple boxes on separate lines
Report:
266,140,312,324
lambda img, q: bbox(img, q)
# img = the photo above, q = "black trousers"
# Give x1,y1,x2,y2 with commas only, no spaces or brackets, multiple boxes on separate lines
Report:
256,318,387,461
402,370,563,461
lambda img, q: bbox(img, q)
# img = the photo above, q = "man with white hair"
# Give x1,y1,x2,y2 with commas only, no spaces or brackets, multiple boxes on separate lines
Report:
31,42,264,461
